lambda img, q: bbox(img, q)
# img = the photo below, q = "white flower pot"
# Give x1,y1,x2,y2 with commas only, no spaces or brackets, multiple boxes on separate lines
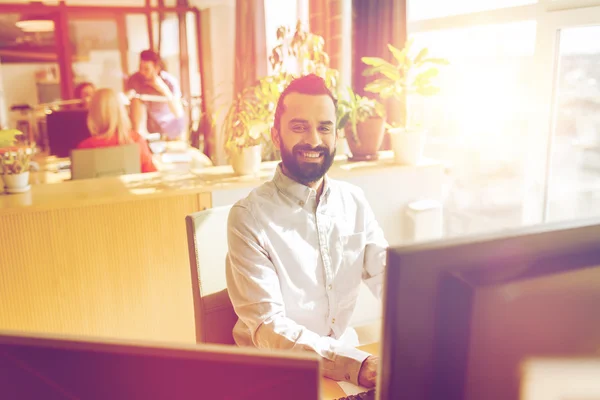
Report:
231,145,262,176
389,128,426,166
2,171,30,193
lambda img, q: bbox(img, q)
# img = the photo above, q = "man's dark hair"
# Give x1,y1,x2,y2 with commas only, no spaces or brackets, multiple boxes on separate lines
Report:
273,74,337,133
140,49,161,65
74,81,94,99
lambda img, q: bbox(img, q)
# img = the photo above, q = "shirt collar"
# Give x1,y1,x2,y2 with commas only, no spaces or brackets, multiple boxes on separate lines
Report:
273,164,332,206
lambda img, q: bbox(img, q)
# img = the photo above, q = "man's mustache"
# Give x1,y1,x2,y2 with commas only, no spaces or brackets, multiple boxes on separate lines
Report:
292,145,329,154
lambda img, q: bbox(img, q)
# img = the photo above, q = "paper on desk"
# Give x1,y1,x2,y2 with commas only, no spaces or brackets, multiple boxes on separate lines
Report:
161,153,191,163
338,381,370,396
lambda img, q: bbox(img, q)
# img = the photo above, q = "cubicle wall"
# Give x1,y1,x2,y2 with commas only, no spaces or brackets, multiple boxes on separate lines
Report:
0,193,211,343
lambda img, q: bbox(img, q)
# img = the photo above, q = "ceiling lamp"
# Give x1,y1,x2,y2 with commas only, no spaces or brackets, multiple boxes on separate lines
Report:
16,16,55,33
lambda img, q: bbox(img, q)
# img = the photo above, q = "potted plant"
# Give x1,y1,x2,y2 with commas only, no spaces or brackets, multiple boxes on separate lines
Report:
0,129,33,193
362,38,449,165
223,75,285,175
337,86,386,160
223,21,339,174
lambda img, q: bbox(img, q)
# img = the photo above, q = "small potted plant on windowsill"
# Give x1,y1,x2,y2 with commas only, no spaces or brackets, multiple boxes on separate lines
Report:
362,39,449,165
223,75,284,176
337,86,386,161
0,129,33,193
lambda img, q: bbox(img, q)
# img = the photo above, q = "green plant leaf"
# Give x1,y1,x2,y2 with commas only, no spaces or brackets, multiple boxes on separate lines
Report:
380,85,399,99
379,65,401,81
361,56,387,67
0,129,23,147
363,63,401,81
414,67,439,84
338,113,349,130
364,79,391,94
387,43,406,66
413,47,429,66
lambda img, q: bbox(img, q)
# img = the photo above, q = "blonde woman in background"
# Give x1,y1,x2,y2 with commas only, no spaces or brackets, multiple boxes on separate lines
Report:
76,88,157,173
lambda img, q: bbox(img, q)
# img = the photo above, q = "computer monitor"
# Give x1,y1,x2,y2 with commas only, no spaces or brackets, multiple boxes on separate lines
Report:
380,218,600,400
0,331,321,400
46,109,90,158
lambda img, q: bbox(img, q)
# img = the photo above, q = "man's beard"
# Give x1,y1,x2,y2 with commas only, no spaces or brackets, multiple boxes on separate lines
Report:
280,143,336,186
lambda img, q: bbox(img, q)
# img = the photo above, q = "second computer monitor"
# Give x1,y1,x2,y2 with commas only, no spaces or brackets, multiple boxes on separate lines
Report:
0,331,321,400
380,218,600,400
46,109,90,158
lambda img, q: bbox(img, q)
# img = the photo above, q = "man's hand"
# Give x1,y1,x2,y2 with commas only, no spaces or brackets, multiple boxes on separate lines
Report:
151,75,173,98
358,355,379,388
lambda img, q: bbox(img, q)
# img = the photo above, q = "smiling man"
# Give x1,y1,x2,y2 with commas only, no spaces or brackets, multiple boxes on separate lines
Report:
225,74,388,388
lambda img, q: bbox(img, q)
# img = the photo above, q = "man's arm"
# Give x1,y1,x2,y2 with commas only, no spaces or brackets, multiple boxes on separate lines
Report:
359,191,388,300
152,75,184,118
226,205,370,385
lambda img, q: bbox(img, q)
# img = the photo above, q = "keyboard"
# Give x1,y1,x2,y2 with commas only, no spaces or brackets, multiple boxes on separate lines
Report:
336,389,376,400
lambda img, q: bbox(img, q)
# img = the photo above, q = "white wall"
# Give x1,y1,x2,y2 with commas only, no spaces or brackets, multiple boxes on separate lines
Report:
0,63,57,127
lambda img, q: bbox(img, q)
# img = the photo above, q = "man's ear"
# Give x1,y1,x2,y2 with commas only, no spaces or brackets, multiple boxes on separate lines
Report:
271,126,281,149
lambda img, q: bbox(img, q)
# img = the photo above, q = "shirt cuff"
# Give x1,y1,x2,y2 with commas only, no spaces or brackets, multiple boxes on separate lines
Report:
333,346,371,386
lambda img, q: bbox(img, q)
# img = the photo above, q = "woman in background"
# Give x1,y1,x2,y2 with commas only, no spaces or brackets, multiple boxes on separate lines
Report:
76,88,157,173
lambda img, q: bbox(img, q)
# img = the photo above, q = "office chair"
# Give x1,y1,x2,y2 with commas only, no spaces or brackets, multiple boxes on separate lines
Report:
186,205,237,345
70,144,141,180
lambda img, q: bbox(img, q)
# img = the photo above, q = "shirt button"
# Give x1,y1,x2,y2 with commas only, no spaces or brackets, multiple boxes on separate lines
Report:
327,284,332,291
332,318,336,324
298,200,304,206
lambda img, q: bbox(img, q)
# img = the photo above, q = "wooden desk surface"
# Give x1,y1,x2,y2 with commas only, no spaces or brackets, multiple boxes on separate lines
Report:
0,152,441,215
322,342,380,400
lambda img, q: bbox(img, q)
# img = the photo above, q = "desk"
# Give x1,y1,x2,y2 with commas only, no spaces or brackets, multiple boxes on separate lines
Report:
322,342,380,400
1,154,442,344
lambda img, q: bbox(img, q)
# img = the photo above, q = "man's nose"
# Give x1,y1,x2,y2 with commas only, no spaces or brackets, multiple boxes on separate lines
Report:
304,127,322,147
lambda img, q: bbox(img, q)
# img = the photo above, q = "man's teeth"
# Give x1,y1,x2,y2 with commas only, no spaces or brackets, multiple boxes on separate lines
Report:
301,151,321,158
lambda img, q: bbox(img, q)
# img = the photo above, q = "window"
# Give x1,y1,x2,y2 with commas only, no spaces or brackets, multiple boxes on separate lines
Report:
69,18,124,94
546,25,600,222
408,0,537,21
407,0,600,237
411,22,537,235
264,0,298,73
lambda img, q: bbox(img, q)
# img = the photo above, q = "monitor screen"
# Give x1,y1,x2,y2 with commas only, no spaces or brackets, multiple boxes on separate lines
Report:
0,331,320,400
380,219,600,400
46,109,90,158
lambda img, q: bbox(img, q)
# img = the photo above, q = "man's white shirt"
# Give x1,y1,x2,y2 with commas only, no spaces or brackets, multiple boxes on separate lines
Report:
226,165,388,385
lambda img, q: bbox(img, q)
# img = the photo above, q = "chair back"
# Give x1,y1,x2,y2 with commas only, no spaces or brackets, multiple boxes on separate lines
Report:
71,144,140,179
186,205,237,344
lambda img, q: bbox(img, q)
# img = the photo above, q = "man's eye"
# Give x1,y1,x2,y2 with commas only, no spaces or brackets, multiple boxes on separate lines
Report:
319,126,332,132
292,125,307,132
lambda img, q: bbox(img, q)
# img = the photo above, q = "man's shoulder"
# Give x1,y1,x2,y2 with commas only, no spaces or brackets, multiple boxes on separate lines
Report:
159,71,180,90
159,70,178,83
229,180,277,219
126,72,145,90
127,72,144,83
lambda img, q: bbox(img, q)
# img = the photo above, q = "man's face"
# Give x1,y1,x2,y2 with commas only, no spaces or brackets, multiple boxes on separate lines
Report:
272,93,337,186
139,60,159,81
